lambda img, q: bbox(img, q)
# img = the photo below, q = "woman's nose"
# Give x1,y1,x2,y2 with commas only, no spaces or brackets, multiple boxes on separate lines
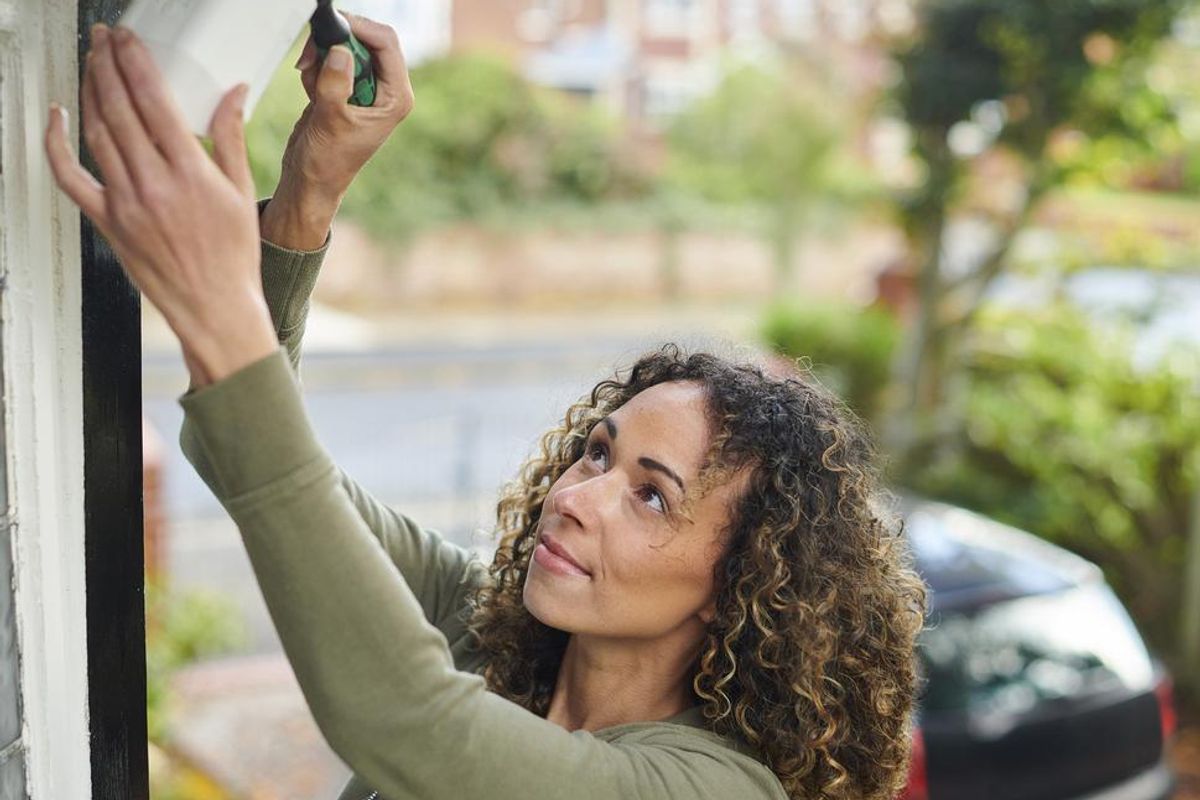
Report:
551,473,615,529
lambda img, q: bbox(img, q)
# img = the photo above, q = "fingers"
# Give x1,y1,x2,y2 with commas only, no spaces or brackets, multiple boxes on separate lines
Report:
44,104,110,227
109,25,202,164
345,14,409,90
87,25,168,190
297,36,319,101
313,44,355,109
295,36,317,71
82,64,133,196
208,84,256,200
300,61,319,103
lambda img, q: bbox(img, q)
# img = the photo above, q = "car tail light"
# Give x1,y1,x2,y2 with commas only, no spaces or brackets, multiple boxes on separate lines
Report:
897,726,928,800
1155,675,1177,743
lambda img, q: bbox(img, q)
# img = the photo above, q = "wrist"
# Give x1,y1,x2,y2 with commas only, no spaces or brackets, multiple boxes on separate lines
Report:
182,299,280,389
262,178,342,251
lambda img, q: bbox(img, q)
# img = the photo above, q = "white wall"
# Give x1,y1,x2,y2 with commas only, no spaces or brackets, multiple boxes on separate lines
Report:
0,0,92,797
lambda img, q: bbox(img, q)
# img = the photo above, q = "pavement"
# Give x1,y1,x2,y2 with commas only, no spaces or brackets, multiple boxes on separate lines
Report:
167,654,351,799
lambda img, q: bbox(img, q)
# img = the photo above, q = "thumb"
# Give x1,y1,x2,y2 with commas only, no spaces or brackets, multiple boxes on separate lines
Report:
209,84,255,200
314,45,354,108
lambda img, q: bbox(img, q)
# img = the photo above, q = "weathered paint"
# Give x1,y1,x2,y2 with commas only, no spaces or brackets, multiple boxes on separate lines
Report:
1,0,95,799
75,0,150,797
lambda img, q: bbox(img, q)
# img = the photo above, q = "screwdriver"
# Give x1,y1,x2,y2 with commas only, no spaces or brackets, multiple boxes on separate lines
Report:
310,0,377,106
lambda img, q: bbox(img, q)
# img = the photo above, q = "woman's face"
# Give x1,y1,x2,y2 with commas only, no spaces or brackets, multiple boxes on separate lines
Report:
523,380,746,642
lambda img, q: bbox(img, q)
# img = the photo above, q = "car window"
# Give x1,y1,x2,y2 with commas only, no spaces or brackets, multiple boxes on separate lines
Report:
907,508,1078,603
919,584,1155,717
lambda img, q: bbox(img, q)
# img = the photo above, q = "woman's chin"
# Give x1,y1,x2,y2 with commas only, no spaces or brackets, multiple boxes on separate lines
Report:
521,580,575,632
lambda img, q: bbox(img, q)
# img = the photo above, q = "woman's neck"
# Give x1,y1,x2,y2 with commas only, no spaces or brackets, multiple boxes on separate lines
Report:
544,632,701,732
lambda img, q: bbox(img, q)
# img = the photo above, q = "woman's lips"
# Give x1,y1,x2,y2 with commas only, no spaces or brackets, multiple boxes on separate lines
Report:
534,536,591,578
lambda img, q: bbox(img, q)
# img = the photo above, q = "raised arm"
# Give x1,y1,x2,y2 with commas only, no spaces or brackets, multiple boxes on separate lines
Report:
165,17,485,636
178,222,481,640
179,210,325,482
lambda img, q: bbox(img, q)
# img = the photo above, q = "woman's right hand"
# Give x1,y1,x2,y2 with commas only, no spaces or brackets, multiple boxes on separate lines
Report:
262,14,414,250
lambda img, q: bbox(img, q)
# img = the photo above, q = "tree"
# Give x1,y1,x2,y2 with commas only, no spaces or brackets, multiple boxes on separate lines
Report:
247,53,646,241
903,307,1200,658
887,0,1184,451
666,64,866,290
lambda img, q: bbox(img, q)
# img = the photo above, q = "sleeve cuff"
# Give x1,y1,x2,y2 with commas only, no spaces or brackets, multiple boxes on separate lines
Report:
178,346,329,501
257,197,331,334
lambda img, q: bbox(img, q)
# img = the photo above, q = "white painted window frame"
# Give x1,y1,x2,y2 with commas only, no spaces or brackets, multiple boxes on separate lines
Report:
0,0,92,798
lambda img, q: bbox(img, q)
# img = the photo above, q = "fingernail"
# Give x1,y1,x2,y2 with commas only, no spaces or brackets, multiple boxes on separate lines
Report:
235,84,249,114
49,103,68,135
327,46,351,72
294,50,316,70
113,25,131,43
91,23,108,46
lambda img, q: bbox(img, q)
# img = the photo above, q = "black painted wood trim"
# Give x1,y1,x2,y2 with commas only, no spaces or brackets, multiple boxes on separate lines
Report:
78,2,149,798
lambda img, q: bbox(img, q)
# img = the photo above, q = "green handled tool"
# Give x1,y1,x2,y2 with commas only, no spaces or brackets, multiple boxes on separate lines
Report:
310,0,377,107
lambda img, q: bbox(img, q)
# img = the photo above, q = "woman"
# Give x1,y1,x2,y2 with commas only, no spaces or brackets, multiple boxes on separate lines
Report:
45,17,927,800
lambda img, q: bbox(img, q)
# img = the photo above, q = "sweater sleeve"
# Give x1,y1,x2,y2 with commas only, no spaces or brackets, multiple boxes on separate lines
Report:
177,349,781,800
179,206,482,644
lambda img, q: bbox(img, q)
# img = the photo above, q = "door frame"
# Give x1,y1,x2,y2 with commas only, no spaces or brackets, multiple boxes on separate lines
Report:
1,0,147,797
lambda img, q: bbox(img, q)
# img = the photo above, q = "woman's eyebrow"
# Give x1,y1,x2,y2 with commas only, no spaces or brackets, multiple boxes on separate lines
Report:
599,416,686,495
639,457,686,495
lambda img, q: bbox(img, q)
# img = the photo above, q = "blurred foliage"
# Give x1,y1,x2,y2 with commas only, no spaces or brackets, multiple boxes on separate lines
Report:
900,307,1200,654
1058,14,1200,194
667,64,876,281
885,0,1188,431
893,0,1181,158
246,47,876,247
757,296,1199,669
248,52,649,242
761,302,901,423
149,746,232,800
1007,187,1200,275
665,64,867,206
145,579,245,744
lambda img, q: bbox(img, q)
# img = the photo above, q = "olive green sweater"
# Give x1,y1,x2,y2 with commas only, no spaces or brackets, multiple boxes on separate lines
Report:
177,223,787,800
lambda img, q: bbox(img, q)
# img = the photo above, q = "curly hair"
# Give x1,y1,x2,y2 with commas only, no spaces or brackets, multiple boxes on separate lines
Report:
466,343,928,800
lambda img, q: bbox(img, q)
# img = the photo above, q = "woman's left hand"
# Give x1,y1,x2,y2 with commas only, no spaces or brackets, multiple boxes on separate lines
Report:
45,23,278,387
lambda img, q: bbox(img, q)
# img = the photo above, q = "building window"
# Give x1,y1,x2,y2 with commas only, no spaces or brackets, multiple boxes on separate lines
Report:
641,77,694,118
642,0,699,38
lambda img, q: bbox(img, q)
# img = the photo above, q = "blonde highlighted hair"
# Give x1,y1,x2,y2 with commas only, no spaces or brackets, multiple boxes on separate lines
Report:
467,344,927,800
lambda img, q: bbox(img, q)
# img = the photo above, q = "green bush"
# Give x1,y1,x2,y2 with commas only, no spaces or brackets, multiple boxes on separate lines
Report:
665,64,858,207
247,52,647,242
900,306,1200,656
761,302,901,422
145,580,246,744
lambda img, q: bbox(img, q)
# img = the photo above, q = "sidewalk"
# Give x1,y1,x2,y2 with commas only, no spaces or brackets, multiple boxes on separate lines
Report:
167,654,350,799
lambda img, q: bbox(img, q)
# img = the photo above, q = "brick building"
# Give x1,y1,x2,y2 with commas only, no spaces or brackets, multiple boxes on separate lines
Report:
441,0,909,124
349,0,911,124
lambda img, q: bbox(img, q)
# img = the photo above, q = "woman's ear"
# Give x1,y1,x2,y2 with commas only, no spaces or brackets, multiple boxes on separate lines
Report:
699,599,717,625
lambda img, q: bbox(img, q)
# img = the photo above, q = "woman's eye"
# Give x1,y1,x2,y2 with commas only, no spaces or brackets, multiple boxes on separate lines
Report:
637,485,667,515
584,442,668,516
585,442,608,469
